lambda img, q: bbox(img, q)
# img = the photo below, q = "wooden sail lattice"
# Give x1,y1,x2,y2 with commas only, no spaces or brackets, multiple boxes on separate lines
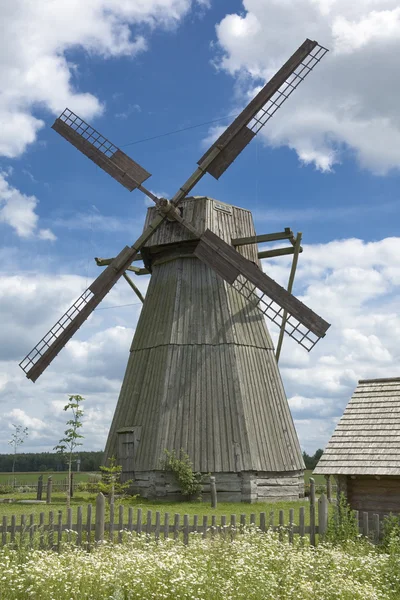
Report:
231,275,320,351
19,289,94,376
52,109,151,191
248,43,328,135
194,229,329,351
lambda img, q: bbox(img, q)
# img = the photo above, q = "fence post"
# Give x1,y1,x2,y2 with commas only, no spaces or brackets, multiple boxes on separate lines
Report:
210,476,217,509
373,514,380,543
37,475,43,501
95,493,105,543
70,472,74,499
46,476,52,504
309,477,316,546
325,475,331,503
318,494,328,538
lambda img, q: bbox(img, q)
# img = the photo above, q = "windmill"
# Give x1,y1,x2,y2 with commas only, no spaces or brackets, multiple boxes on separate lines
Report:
20,39,329,501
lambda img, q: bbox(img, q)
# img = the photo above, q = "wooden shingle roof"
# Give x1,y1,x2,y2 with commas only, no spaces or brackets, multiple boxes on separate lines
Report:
314,378,400,476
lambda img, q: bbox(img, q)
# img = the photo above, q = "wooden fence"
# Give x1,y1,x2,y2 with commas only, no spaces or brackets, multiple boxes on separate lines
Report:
0,480,386,551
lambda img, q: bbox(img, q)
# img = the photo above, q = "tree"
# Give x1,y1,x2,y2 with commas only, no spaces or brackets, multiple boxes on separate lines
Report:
54,395,84,507
8,424,28,476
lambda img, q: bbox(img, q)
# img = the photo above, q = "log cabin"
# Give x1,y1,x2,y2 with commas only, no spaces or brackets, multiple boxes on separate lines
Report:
314,377,400,517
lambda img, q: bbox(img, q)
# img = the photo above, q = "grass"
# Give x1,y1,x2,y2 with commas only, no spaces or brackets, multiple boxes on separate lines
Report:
0,471,96,484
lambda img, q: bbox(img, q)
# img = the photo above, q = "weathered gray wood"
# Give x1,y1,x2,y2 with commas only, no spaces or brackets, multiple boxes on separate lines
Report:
299,506,305,537
183,515,189,545
240,514,246,532
193,514,198,533
258,247,301,260
232,230,293,247
173,514,179,540
221,515,226,539
318,494,328,538
39,513,44,548
146,511,152,538
86,504,92,549
194,229,330,338
29,514,34,544
373,514,380,543
11,514,16,544
77,506,83,546
202,515,208,539
118,505,124,543
57,511,63,549
48,511,54,549
310,478,316,546
279,510,284,542
2,516,7,545
211,515,217,537
230,514,236,540
354,510,360,533
289,509,294,544
250,513,256,526
67,507,72,543
260,512,266,532
95,493,105,542
137,508,143,536
128,507,133,532
109,502,115,543
210,476,217,508
362,512,369,538
155,512,161,541
37,475,43,501
46,476,52,504
164,513,169,539
269,511,274,529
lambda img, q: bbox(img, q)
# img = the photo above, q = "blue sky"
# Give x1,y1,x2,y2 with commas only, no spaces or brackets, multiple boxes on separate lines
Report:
1,0,400,456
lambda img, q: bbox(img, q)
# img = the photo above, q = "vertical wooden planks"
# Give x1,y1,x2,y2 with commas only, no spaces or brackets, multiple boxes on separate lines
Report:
173,514,179,540
95,493,105,543
289,509,294,544
362,512,369,538
164,513,170,539
29,514,35,545
77,506,83,546
67,507,72,543
57,511,63,550
137,508,143,536
39,513,44,549
109,502,115,543
48,511,54,549
155,512,161,542
299,506,305,538
86,504,92,550
318,494,328,538
118,505,124,544
373,514,380,543
279,510,284,542
309,478,316,546
202,515,208,539
2,516,7,546
146,511,152,538
183,514,189,545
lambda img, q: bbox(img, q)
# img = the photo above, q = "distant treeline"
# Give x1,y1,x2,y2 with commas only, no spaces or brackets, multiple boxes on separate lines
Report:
302,449,323,470
0,451,104,472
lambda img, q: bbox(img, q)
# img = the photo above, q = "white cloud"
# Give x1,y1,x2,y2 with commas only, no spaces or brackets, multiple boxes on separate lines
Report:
213,0,400,173
0,170,55,239
0,0,208,159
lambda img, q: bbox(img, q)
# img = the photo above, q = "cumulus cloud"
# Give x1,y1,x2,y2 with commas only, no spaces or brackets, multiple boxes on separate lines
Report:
0,0,207,158
0,170,55,239
213,0,400,173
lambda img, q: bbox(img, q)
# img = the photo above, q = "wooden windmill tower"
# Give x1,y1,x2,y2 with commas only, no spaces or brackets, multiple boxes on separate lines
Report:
20,39,330,501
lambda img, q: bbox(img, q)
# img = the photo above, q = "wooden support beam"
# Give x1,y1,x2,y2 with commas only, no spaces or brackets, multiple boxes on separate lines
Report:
275,232,302,362
123,273,145,303
258,246,303,260
232,228,293,247
95,257,149,275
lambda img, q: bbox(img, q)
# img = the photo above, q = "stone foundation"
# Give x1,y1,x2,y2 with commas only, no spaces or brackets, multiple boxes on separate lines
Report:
126,470,304,503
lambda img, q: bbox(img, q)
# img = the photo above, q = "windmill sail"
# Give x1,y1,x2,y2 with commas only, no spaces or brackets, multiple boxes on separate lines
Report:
194,229,329,350
19,212,167,382
52,109,151,191
197,39,328,179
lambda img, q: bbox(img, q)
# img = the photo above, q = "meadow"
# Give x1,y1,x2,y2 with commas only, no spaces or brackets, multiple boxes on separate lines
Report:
0,529,398,599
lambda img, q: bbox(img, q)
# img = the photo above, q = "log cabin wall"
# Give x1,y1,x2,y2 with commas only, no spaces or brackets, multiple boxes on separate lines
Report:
346,475,400,517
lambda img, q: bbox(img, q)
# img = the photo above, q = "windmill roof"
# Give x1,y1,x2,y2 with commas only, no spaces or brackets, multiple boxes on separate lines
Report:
314,377,400,476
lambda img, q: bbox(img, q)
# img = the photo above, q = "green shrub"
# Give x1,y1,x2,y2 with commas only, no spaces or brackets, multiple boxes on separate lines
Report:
0,484,13,495
325,493,359,545
161,449,207,500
